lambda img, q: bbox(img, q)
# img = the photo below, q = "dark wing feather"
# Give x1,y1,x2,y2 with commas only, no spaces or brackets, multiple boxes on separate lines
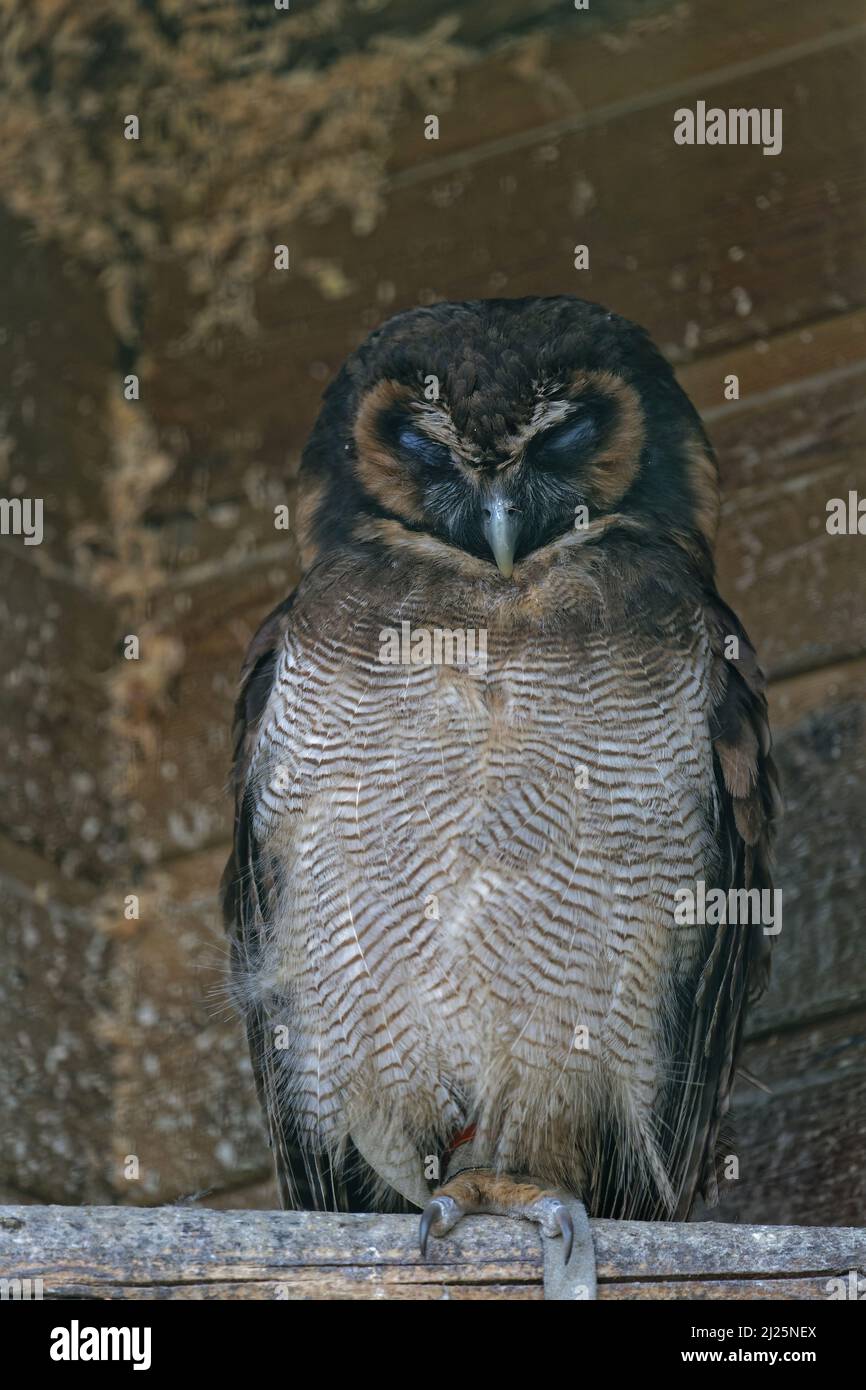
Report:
220,594,376,1212
658,592,780,1219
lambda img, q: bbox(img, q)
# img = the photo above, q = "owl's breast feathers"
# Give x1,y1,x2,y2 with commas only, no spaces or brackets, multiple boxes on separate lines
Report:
222,531,778,1218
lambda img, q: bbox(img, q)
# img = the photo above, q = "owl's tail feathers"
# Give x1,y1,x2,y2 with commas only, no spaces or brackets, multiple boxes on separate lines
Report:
587,1086,677,1221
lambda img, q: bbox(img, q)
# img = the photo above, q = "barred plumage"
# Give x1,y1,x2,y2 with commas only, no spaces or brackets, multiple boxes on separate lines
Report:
222,296,778,1228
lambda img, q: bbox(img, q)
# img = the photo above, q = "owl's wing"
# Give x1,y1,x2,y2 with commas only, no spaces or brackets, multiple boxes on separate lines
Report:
220,594,377,1212
661,591,781,1218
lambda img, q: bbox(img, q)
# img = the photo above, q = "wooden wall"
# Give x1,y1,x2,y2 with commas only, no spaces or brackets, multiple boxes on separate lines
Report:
0,0,863,1225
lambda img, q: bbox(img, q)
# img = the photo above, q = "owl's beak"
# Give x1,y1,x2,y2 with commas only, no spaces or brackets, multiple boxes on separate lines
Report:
481,492,523,578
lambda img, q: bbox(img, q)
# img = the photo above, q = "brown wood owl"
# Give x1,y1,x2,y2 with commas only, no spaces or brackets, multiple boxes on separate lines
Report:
222,296,779,1263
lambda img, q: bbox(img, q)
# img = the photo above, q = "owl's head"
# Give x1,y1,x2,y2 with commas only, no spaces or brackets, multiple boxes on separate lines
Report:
298,297,718,579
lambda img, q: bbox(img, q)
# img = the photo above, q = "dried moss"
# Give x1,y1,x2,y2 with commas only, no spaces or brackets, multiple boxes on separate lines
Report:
0,2,474,790
0,0,473,344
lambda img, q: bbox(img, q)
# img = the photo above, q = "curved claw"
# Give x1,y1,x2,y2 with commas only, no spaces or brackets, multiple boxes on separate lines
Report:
419,1194,463,1258
419,1199,443,1259
556,1204,574,1264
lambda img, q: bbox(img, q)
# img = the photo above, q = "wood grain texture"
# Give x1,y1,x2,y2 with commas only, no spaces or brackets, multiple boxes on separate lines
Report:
712,1011,866,1229
713,367,866,678
387,0,866,175
303,37,865,352
0,1205,862,1301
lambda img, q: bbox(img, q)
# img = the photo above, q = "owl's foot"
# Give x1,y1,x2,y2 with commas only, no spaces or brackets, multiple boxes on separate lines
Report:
419,1168,574,1262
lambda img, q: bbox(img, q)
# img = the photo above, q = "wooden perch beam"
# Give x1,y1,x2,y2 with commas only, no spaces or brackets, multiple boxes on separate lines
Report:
1,1206,863,1300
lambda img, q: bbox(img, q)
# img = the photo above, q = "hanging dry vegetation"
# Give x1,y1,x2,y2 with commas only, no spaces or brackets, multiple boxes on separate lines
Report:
0,0,473,345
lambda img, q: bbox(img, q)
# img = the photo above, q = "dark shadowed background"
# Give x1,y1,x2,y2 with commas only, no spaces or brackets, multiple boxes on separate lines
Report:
0,0,864,1225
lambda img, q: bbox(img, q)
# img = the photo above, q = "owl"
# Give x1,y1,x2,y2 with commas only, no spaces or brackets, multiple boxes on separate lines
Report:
222,296,778,1266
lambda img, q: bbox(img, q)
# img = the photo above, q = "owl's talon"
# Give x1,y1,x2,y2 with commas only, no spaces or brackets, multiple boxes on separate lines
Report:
556,1205,574,1264
419,1170,579,1267
525,1193,575,1261
419,1195,462,1258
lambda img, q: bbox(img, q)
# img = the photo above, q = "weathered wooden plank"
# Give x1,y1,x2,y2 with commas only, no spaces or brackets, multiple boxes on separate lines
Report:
770,655,866,729
295,43,864,361
0,1206,861,1301
58,1279,543,1301
600,1277,847,1301
592,1218,865,1281
713,364,866,679
312,40,866,356
389,0,865,176
686,309,866,413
